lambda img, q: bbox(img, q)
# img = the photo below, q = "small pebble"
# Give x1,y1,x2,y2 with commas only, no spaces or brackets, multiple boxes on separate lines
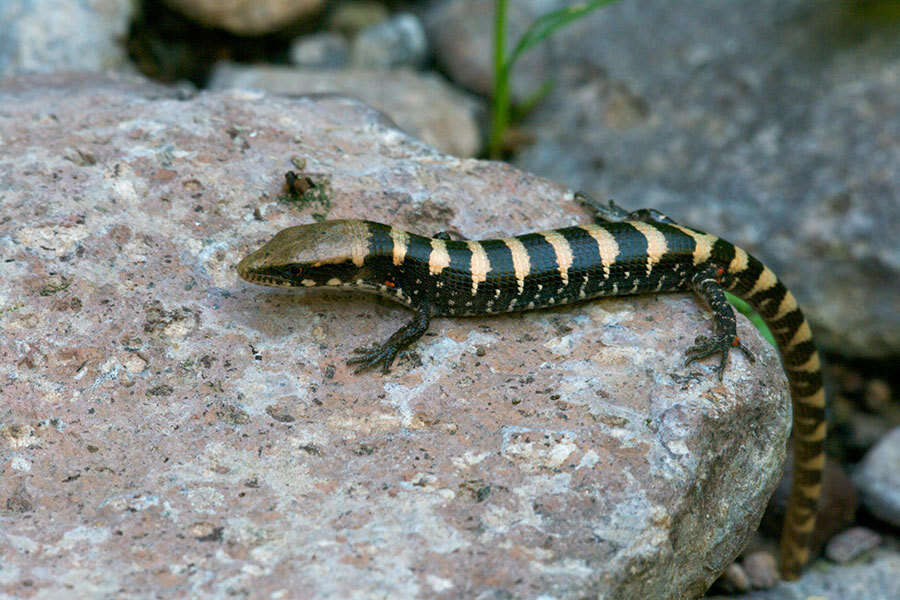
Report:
836,364,865,395
825,526,882,563
742,551,779,589
716,562,751,593
864,379,891,413
265,404,296,423
188,521,223,541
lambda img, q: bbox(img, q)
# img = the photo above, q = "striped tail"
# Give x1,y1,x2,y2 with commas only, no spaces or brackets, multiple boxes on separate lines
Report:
729,251,826,580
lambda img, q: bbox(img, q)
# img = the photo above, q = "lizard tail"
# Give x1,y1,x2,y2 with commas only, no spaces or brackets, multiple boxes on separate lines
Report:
730,253,826,580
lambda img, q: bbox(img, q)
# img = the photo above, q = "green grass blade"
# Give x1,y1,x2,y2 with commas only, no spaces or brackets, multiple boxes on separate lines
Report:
490,0,511,158
725,291,777,348
511,80,555,121
506,0,622,70
490,0,621,157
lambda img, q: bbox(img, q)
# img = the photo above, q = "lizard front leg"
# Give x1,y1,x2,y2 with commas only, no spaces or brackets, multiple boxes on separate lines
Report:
347,304,432,373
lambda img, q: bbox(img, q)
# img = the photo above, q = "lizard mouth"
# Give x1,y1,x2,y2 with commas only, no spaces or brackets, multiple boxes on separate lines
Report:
241,272,294,287
237,255,300,287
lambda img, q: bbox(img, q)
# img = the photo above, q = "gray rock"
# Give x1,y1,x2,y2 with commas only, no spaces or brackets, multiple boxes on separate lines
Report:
208,62,483,158
351,13,429,69
825,527,882,564
289,32,350,69
0,73,793,600
162,0,325,35
854,426,900,527
431,0,900,358
706,548,900,600
847,410,895,454
0,0,135,77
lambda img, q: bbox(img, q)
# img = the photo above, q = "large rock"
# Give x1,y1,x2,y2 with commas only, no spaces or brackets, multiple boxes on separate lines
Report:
428,0,900,358
209,62,483,158
0,0,135,76
0,73,791,599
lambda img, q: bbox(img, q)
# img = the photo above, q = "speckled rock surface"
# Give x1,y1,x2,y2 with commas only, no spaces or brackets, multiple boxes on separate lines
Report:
208,63,482,158
0,0,136,76
162,0,324,35
429,0,900,358
0,73,791,599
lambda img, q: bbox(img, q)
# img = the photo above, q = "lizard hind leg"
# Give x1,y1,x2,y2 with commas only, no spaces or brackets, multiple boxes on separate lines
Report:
685,264,755,379
576,191,631,223
575,191,678,225
347,305,432,373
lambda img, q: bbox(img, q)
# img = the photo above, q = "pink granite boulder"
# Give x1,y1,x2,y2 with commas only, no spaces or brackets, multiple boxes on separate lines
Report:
0,73,790,599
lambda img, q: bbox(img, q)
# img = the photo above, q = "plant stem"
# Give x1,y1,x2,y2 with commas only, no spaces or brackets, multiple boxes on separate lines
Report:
488,0,621,159
489,0,510,159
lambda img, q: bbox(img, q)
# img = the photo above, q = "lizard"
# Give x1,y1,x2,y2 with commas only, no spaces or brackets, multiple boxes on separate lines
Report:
237,189,825,580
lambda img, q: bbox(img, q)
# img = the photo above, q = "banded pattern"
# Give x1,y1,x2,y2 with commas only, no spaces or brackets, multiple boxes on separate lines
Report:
238,212,826,581
333,220,701,316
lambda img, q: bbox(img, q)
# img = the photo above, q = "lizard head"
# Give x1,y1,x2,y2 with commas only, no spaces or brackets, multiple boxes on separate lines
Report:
237,220,370,288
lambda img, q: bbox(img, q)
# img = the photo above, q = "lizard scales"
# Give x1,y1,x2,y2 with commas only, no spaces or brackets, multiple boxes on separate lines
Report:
237,195,825,581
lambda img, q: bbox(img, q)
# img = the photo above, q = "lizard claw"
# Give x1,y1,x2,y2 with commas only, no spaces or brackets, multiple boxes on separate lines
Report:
684,335,755,380
347,343,400,374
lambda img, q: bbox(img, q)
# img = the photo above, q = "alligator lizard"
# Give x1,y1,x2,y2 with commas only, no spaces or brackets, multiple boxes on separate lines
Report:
237,191,825,580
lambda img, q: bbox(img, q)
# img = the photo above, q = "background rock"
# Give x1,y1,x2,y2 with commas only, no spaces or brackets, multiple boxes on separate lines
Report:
706,547,900,600
426,0,552,101
208,62,483,157
427,0,900,358
328,0,389,37
854,426,900,528
742,551,778,590
289,32,350,69
713,563,751,595
0,73,792,600
351,13,428,69
825,526,882,564
162,0,325,35
0,0,135,77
